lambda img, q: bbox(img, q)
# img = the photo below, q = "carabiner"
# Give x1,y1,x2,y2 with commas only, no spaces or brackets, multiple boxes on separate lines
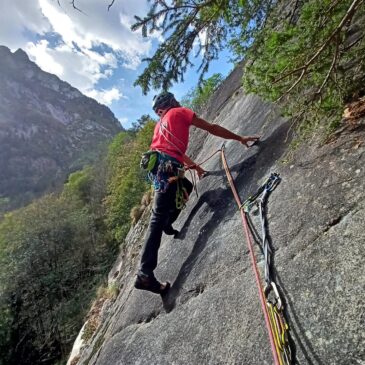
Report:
265,281,283,310
266,173,281,192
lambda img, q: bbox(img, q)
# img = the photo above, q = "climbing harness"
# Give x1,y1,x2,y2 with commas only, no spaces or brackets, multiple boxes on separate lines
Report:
221,145,293,365
140,149,189,209
143,113,222,208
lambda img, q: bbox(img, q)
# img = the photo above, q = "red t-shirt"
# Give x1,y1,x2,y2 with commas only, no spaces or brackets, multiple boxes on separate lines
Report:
150,107,195,163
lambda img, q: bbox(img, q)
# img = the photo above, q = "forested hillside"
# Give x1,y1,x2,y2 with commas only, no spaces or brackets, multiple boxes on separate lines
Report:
0,120,155,365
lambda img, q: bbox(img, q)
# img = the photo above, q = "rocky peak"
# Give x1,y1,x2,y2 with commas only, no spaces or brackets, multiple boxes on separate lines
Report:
13,47,30,61
0,46,123,212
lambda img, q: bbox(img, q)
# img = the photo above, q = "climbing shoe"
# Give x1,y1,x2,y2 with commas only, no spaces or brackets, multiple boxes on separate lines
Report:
164,225,179,237
134,273,170,296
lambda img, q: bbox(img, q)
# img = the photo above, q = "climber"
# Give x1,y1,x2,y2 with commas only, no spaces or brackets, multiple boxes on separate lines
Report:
134,91,260,295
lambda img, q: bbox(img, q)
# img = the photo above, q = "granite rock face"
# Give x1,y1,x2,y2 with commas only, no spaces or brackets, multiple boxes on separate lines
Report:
73,67,364,365
0,46,122,211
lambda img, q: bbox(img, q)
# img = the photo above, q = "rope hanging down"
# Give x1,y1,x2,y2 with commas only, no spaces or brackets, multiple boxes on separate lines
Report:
221,145,292,365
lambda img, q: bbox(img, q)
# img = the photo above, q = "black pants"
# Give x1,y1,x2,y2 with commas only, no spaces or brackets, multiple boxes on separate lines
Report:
138,177,193,277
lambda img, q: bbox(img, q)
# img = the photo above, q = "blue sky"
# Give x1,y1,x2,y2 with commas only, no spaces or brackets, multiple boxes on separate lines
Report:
0,0,234,128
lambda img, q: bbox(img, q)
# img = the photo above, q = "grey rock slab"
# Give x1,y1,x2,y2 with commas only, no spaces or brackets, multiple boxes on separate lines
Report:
87,275,272,365
76,63,365,364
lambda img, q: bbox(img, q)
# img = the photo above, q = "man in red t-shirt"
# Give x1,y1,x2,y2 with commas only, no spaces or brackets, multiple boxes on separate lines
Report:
135,92,260,295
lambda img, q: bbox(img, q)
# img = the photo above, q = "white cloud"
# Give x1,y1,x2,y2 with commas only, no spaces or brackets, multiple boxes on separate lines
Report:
86,87,124,106
192,28,208,57
25,40,64,76
0,0,158,104
37,0,152,70
0,0,175,125
0,0,51,49
25,40,116,93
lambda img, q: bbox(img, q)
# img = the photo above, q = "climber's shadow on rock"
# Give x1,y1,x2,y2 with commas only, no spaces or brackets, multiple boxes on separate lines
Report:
162,185,231,312
163,121,292,312
163,154,259,312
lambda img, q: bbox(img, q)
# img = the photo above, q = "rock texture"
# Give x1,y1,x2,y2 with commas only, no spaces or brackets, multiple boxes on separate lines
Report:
0,46,122,211
72,66,365,364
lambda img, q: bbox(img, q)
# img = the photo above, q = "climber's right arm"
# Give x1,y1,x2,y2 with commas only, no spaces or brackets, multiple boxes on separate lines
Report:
191,115,260,147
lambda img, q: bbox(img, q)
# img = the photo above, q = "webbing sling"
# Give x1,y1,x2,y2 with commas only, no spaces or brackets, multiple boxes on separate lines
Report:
242,173,292,364
221,145,293,365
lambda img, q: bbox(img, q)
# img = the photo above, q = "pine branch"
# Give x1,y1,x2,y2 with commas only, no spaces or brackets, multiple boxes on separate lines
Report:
315,33,340,97
275,0,363,100
318,0,343,29
108,0,115,11
70,0,83,13
342,33,364,52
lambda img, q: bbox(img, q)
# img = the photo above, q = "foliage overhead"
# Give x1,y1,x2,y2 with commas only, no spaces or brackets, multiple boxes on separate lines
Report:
133,0,364,136
243,0,365,133
132,0,276,94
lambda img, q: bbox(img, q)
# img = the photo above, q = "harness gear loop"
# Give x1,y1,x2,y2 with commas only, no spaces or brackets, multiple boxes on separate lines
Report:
174,168,188,210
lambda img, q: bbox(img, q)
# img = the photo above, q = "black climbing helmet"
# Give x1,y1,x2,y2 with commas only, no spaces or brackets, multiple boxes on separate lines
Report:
152,92,177,113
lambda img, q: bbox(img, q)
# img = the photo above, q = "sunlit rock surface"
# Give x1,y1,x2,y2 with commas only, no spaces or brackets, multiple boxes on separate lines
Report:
73,65,364,365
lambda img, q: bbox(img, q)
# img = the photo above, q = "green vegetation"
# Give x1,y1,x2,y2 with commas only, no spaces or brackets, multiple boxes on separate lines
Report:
242,0,365,137
2,2,365,364
133,0,364,136
96,283,120,301
181,73,224,114
0,121,155,365
105,120,155,242
132,0,276,93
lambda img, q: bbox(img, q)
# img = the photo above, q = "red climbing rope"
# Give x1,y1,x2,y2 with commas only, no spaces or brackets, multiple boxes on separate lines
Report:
185,148,222,198
185,148,222,171
221,146,281,365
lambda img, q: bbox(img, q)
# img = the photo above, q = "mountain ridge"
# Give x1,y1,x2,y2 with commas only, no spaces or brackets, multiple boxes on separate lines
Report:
0,45,122,212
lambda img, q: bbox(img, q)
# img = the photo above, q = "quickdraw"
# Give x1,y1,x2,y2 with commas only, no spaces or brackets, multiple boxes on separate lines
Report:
242,172,292,365
267,299,292,364
221,145,293,365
